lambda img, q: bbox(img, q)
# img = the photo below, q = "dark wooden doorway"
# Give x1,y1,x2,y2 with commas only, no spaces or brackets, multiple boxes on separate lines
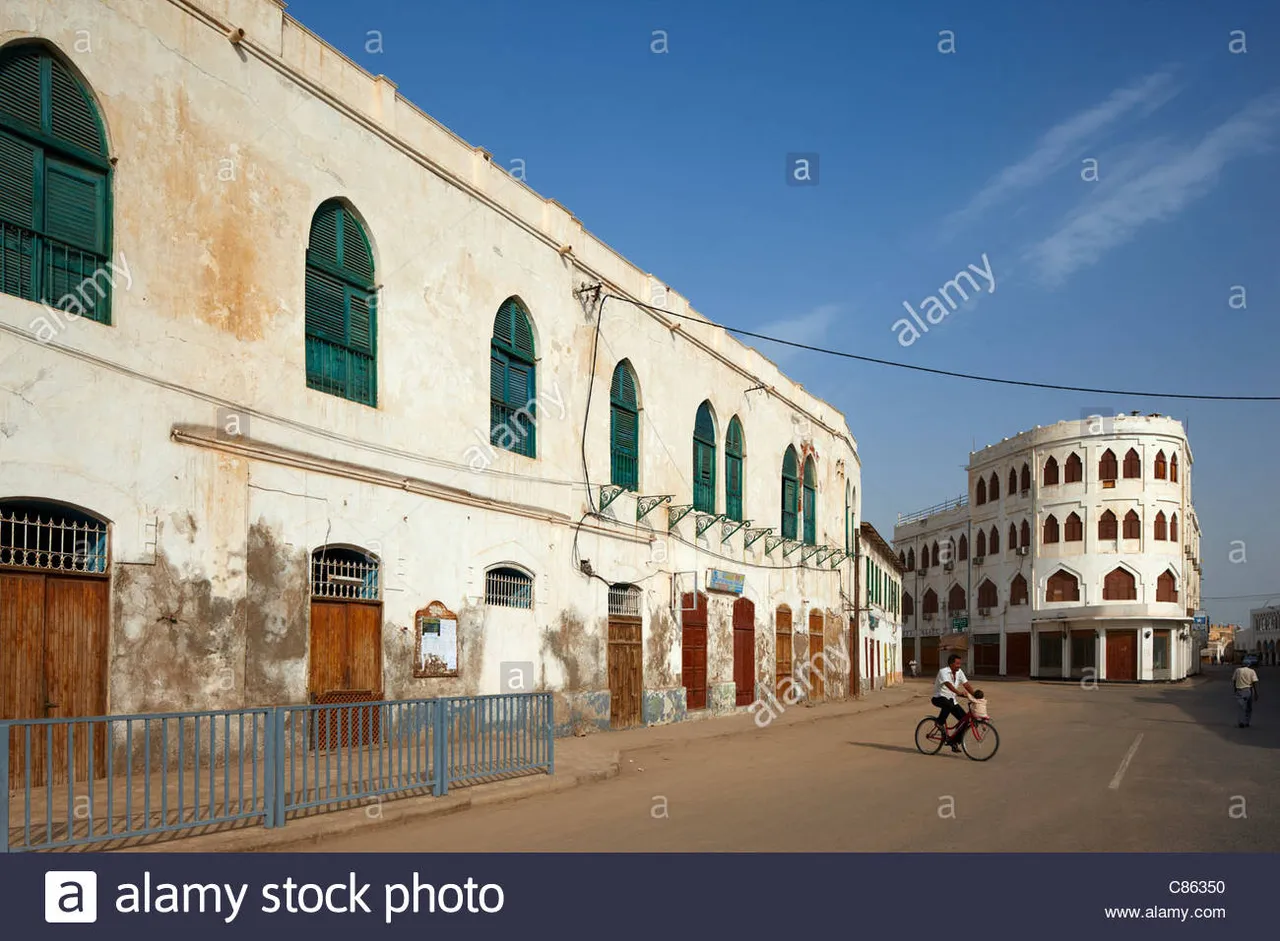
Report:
608,615,643,728
1070,629,1096,678
308,599,383,746
1005,632,1031,677
775,605,793,700
681,592,708,710
920,636,941,674
807,610,825,701
973,635,1000,676
1,570,109,790
732,597,755,707
1106,630,1138,681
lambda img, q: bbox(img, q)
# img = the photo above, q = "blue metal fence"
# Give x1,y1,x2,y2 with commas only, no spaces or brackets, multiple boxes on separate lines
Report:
0,692,553,853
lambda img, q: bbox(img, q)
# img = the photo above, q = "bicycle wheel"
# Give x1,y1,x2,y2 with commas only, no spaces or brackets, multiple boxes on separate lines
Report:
962,720,999,761
915,717,945,754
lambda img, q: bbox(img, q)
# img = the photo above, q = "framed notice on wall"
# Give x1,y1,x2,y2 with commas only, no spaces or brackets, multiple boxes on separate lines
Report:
414,601,458,678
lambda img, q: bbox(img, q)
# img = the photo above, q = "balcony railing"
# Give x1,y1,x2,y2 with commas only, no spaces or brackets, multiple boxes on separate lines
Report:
305,333,377,406
898,494,969,526
1,220,110,324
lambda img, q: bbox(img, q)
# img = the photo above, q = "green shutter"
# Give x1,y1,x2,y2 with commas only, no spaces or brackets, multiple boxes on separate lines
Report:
308,205,340,269
305,267,345,341
726,453,742,521
694,403,714,442
339,208,374,283
782,477,798,539
0,133,36,227
49,58,105,156
44,158,103,252
610,361,637,408
693,440,715,512
348,289,373,353
0,47,42,131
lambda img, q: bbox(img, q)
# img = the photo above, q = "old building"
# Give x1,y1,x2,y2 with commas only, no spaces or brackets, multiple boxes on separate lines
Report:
858,522,903,691
1244,608,1278,665
0,0,865,773
894,415,1201,682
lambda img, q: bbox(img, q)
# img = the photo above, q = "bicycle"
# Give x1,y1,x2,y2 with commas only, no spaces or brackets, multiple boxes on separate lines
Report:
914,698,999,761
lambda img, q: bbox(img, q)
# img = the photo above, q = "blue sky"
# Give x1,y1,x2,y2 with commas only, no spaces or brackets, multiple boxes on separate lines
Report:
288,0,1280,628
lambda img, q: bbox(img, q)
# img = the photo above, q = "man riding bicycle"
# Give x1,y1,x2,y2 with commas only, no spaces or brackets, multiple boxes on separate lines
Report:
932,654,977,752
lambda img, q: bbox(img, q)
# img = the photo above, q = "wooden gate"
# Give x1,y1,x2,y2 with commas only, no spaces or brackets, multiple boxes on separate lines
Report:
1005,632,1031,677
1106,630,1138,681
732,597,755,706
775,606,793,700
920,636,940,674
608,616,643,728
1,570,109,790
807,610,825,702
309,600,383,746
681,592,708,710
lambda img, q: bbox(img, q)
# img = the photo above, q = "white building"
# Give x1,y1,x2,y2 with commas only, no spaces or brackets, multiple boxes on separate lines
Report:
1245,607,1279,665
857,522,904,691
0,0,868,780
894,415,1201,682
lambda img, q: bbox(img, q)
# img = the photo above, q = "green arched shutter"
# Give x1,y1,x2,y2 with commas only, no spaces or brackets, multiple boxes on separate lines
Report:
305,201,378,405
610,362,639,490
781,447,798,540
692,402,716,513
802,457,816,545
490,298,537,457
725,417,744,522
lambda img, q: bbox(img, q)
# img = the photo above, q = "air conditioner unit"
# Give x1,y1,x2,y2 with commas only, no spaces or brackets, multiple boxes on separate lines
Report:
1017,546,1029,556
944,562,954,571
973,556,984,566
979,607,991,616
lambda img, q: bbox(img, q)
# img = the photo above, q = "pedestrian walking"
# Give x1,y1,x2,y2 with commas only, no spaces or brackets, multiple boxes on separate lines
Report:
1232,661,1259,728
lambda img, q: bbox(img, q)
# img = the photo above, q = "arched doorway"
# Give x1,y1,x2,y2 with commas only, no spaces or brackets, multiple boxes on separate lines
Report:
732,597,755,706
309,546,383,746
681,592,708,710
1,499,111,788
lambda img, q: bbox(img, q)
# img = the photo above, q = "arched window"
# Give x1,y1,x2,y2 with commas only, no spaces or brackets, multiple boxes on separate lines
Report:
930,540,939,567
976,530,986,557
1098,509,1117,540
1021,519,1031,547
692,401,716,513
989,525,1000,554
948,584,966,612
989,472,1000,501
975,477,986,505
1153,511,1167,540
1170,453,1178,482
1046,569,1080,602
1010,573,1028,606
907,547,916,570
0,498,109,573
1065,452,1083,483
898,550,906,568
958,534,968,561
490,297,536,454
1154,450,1167,479
1156,570,1178,603
944,538,956,565
484,565,533,609
725,415,744,521
1065,512,1082,542
306,200,378,406
1008,468,1018,495
1170,512,1178,542
609,583,643,616
1008,523,1018,549
0,44,112,323
1123,448,1141,479
1099,449,1118,483
922,588,939,615
609,360,639,490
1123,509,1141,539
802,456,817,546
1044,456,1059,485
903,591,914,617
1020,463,1031,492
311,545,380,600
1102,567,1136,601
1043,514,1060,544
977,579,998,609
780,446,799,539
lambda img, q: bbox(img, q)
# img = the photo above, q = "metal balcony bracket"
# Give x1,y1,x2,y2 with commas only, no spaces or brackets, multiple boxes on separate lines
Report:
721,519,749,544
667,504,694,531
743,526,772,550
815,547,838,566
637,494,673,523
800,544,823,564
765,536,786,556
695,513,725,537
783,540,804,560
599,485,625,513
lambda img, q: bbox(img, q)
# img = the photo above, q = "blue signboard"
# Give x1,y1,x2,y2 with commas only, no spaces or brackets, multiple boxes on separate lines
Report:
707,569,745,595
1193,615,1208,627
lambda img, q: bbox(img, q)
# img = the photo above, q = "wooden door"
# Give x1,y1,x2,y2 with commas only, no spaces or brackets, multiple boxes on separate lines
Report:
1070,629,1096,678
681,593,708,710
308,600,383,748
775,607,793,700
608,617,643,728
920,636,940,674
732,598,755,706
1106,630,1137,681
807,610,825,701
973,638,1000,675
1005,633,1031,676
1,571,108,789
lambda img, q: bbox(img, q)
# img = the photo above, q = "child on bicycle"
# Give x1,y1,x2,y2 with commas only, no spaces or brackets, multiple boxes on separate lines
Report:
967,689,988,719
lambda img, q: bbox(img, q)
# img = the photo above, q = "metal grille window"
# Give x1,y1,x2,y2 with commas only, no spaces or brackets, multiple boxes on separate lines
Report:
0,45,113,324
608,583,642,617
725,416,744,522
310,546,380,600
305,201,378,406
485,566,533,609
491,297,537,458
609,360,639,490
0,501,108,573
692,401,716,513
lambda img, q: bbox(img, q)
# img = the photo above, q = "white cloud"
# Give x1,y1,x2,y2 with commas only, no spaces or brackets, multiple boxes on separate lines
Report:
1023,90,1280,287
751,303,842,362
940,71,1180,234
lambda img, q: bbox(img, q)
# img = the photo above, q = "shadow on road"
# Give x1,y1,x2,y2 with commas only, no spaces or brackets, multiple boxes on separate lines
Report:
845,741,922,755
1132,665,1277,752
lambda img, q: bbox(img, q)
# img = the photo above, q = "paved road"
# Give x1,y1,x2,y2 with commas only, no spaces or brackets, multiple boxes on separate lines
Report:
303,666,1277,852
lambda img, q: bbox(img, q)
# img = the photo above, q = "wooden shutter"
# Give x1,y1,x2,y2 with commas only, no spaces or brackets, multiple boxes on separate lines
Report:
339,208,374,283
348,290,374,353
305,267,346,341
0,48,42,130
49,58,105,156
0,133,36,228
44,158,105,253
308,205,340,268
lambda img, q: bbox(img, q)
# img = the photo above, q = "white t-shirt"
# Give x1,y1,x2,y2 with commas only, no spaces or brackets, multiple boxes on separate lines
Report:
1233,666,1259,690
934,666,968,701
